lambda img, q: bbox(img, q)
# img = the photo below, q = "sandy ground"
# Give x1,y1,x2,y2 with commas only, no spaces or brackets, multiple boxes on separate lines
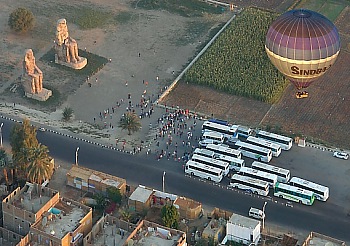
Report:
0,0,232,149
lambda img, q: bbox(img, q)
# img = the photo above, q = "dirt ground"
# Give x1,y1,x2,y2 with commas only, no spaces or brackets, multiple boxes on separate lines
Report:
0,0,349,150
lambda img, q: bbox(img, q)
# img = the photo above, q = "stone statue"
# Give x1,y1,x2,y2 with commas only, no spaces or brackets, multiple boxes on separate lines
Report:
55,18,80,63
23,49,43,94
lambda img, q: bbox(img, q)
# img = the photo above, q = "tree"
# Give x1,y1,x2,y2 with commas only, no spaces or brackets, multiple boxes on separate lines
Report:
93,193,107,209
118,112,141,135
0,148,12,187
10,119,39,171
62,107,74,121
161,204,179,229
23,144,54,184
8,8,35,33
106,187,122,204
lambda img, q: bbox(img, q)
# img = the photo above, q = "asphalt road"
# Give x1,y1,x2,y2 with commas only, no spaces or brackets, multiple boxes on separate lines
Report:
1,118,350,242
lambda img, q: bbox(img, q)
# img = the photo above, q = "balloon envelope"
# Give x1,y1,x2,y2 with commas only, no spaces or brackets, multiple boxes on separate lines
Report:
265,9,340,89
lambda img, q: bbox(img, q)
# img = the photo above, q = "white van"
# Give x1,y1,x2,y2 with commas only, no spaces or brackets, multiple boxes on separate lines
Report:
248,207,265,220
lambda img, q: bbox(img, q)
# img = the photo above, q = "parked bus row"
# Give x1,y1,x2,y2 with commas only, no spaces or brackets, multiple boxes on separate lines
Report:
229,174,328,205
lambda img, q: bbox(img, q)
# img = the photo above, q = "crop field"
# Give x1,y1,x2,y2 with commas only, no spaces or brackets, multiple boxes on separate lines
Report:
296,0,347,21
182,7,289,104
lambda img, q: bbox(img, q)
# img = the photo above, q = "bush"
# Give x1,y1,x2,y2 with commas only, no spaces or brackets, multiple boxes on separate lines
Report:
8,8,35,33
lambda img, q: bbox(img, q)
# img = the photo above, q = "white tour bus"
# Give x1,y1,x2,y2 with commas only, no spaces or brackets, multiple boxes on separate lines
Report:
193,148,216,159
231,125,254,139
185,160,223,183
202,131,224,144
256,130,293,150
246,136,282,157
238,167,277,188
191,154,230,176
235,141,272,163
289,177,329,201
206,144,242,159
194,148,244,171
251,161,290,183
274,182,315,205
230,174,269,196
216,155,245,171
202,121,238,140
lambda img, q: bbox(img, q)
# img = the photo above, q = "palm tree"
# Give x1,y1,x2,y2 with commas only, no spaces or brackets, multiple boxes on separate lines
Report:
118,112,141,135
21,144,54,184
62,107,74,121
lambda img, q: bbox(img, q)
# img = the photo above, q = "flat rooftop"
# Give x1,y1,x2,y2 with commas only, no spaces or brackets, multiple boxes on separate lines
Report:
91,223,130,246
128,221,185,246
304,232,346,246
33,199,90,239
129,186,154,203
228,213,260,229
9,183,53,213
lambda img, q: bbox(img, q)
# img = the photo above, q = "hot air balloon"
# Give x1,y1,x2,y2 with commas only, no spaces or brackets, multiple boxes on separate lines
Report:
265,9,340,98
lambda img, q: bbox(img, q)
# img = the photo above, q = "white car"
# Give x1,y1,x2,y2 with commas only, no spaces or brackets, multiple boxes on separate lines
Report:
38,127,46,132
333,151,349,160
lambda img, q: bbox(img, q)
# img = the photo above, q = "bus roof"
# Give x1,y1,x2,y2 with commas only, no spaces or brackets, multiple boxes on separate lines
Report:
207,144,241,154
186,160,222,173
208,118,229,126
290,177,329,192
257,130,292,141
247,136,281,149
235,141,272,154
192,154,229,167
231,174,269,187
203,131,224,138
251,161,289,176
276,182,314,196
240,167,278,181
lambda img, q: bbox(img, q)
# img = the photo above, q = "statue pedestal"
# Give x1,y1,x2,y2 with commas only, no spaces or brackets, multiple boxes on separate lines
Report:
55,56,87,70
25,88,52,101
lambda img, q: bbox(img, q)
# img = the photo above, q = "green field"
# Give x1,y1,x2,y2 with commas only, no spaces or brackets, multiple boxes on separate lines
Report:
182,8,288,104
296,0,346,21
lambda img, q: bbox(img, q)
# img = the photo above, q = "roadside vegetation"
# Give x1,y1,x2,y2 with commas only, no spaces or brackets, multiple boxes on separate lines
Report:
132,0,225,17
182,7,289,104
10,119,54,185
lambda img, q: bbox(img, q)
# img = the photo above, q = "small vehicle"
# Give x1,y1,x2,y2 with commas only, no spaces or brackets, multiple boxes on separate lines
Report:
296,91,309,99
38,127,46,132
198,139,220,148
333,151,349,160
248,207,265,220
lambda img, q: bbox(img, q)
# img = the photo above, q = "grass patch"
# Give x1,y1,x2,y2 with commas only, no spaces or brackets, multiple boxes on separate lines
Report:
296,0,327,10
297,0,346,21
319,1,346,21
114,11,135,25
173,20,214,46
182,7,288,104
40,48,109,78
132,0,224,17
70,6,113,29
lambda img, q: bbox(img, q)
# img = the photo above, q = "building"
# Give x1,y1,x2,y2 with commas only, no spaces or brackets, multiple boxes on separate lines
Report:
66,165,127,195
124,220,187,246
1,182,92,246
302,232,346,246
202,218,226,244
151,190,177,208
28,196,92,246
0,227,24,246
2,182,60,236
226,213,261,245
128,185,154,212
83,214,133,246
173,197,202,220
